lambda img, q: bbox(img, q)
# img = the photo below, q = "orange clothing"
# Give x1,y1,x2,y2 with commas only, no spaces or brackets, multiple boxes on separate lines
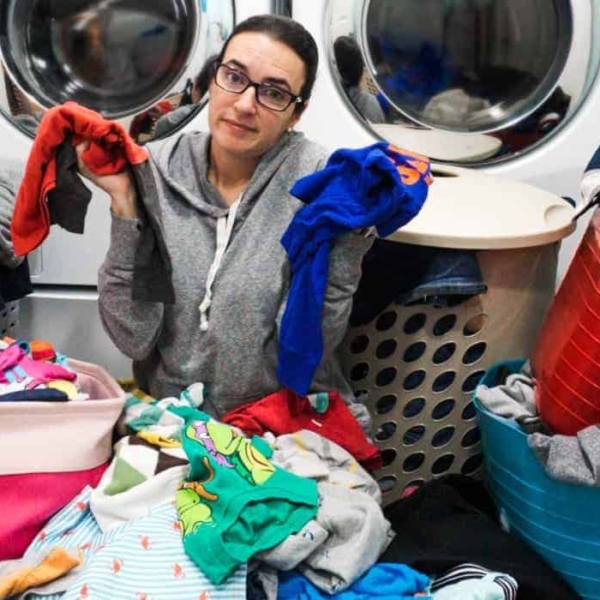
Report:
0,547,80,599
11,101,148,256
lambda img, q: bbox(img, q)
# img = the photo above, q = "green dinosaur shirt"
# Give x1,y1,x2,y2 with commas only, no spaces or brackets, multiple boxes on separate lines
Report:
175,409,318,584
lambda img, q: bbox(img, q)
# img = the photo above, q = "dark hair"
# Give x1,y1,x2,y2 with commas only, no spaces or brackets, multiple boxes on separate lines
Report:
217,14,318,114
333,36,364,88
195,54,219,98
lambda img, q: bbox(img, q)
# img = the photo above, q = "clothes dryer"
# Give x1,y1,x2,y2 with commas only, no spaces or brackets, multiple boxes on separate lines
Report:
293,0,600,277
0,0,275,374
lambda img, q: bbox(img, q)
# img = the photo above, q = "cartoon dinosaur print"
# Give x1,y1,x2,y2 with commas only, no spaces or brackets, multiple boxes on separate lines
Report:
186,420,275,486
177,487,213,535
182,456,217,501
176,457,217,535
191,421,234,468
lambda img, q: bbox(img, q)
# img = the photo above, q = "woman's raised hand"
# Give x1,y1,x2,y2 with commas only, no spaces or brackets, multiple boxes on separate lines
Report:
75,140,139,218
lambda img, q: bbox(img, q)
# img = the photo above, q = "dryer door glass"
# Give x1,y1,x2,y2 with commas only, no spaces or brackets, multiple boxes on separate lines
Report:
0,0,234,142
328,0,599,165
364,0,571,133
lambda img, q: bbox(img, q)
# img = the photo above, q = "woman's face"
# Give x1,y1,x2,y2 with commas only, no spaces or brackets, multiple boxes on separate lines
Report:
208,32,307,162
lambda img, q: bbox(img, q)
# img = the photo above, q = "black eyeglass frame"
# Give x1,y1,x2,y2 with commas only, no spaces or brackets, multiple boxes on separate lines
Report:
213,62,304,112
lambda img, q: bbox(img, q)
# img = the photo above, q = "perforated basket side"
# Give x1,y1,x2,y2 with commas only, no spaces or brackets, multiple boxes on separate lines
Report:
341,244,559,506
0,300,19,338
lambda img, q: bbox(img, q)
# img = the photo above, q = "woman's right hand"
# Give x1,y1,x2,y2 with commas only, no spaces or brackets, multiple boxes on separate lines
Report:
75,141,139,219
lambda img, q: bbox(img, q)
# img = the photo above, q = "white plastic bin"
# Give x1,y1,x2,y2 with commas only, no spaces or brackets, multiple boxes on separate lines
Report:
341,164,576,506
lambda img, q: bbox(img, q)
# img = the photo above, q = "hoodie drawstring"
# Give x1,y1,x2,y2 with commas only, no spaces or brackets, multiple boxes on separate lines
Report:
198,197,241,331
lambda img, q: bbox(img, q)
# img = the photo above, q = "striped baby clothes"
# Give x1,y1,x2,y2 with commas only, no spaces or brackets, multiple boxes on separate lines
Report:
25,487,247,600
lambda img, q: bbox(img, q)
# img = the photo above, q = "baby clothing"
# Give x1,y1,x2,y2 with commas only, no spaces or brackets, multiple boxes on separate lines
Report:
222,389,382,471
277,563,430,599
176,411,318,584
24,487,247,600
0,343,76,388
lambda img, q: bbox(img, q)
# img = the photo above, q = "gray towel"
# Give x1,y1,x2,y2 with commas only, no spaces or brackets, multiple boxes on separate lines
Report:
529,424,600,486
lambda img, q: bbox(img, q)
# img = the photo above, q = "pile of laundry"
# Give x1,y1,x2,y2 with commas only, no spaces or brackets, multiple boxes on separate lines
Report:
0,355,579,599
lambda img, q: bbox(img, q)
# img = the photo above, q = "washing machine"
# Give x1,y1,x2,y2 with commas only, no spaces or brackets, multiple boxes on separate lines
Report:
293,0,600,278
0,0,281,375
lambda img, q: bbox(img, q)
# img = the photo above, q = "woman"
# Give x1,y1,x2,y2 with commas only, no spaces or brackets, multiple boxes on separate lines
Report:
77,15,373,424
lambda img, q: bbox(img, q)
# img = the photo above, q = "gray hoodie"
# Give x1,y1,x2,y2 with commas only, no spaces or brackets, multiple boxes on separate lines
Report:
98,130,373,418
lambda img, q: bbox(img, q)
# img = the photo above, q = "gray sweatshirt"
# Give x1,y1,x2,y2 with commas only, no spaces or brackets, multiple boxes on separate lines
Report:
98,130,373,417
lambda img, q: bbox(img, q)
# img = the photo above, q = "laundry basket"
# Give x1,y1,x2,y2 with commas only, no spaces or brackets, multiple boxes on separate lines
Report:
475,359,600,600
340,165,577,506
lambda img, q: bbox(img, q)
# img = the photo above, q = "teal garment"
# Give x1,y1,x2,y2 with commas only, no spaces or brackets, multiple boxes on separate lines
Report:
176,410,318,584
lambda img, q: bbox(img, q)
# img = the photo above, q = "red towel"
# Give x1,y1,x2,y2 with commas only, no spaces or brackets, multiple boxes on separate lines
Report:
0,463,107,560
222,389,383,471
11,101,148,256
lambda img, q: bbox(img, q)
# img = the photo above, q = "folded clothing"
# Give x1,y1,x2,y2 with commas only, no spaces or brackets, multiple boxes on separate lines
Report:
350,239,486,326
0,358,125,560
0,464,107,561
0,358,125,476
0,342,76,387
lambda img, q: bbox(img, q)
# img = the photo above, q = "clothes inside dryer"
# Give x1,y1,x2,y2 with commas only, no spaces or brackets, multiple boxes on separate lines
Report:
326,0,600,166
364,0,572,133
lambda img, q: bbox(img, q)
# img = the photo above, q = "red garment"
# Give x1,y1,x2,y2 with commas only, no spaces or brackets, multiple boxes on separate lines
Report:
0,462,107,560
222,389,383,471
11,101,148,256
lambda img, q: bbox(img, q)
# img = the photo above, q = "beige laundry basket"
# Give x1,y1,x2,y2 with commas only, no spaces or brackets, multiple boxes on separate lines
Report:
340,165,577,507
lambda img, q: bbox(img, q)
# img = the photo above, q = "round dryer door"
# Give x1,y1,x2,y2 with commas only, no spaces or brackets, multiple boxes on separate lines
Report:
327,0,600,165
0,0,234,143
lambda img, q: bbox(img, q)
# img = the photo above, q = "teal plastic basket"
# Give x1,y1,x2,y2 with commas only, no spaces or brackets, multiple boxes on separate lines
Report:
475,360,600,600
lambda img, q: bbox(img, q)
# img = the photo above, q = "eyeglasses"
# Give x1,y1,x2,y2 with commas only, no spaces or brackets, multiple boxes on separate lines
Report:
213,62,303,112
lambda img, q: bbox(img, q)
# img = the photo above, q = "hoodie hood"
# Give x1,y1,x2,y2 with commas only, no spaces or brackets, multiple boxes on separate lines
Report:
147,130,309,220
